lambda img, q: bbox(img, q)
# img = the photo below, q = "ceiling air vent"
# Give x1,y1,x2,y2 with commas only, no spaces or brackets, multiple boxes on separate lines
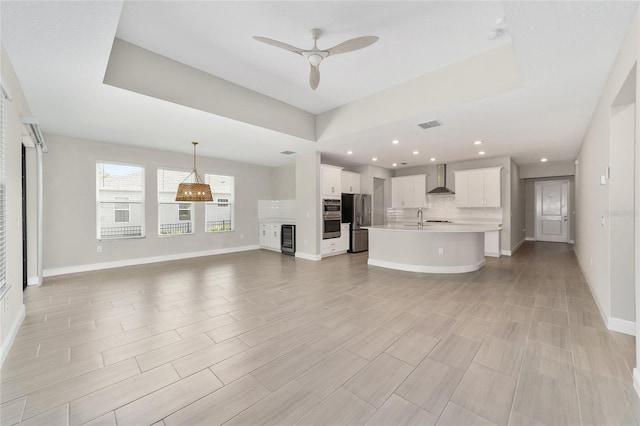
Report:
280,150,296,155
417,120,442,129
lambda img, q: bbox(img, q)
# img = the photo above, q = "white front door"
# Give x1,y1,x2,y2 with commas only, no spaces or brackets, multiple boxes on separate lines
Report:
535,180,569,242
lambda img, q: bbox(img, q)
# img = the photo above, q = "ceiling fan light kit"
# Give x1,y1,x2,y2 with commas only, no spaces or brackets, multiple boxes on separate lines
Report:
253,28,378,90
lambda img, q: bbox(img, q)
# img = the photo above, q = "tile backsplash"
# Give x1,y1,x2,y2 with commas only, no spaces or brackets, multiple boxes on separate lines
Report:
388,194,502,224
258,199,296,221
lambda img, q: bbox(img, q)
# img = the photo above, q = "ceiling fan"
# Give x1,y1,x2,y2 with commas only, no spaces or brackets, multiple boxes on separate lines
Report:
253,28,379,90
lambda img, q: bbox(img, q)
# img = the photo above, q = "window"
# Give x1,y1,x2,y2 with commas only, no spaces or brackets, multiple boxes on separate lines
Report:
114,198,130,223
96,163,144,240
205,174,234,232
178,203,191,221
158,169,193,235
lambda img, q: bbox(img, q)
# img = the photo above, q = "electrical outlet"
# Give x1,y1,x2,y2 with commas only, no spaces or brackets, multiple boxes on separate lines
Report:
4,295,8,312
240,234,244,239
96,245,102,253
438,248,445,255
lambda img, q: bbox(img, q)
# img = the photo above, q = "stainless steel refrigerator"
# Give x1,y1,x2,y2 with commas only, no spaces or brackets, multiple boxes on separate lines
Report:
341,193,372,253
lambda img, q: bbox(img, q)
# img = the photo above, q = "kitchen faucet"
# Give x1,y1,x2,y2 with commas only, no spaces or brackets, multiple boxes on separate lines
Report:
417,209,423,227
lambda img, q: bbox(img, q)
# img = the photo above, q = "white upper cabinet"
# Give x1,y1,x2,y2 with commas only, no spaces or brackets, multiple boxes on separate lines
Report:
341,171,361,194
391,174,426,208
454,167,502,208
321,164,343,198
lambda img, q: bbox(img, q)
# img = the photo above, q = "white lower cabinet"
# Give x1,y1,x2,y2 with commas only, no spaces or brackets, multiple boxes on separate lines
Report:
340,223,350,251
259,223,281,251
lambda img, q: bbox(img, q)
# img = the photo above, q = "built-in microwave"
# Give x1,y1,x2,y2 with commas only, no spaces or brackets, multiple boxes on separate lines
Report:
322,199,341,239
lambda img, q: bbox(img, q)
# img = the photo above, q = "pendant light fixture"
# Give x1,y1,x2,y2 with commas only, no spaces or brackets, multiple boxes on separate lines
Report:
175,141,213,202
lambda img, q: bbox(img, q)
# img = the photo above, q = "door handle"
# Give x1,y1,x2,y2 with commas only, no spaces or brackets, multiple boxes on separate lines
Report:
563,216,567,222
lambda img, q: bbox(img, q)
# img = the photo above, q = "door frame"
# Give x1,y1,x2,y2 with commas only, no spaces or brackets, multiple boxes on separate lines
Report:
534,179,570,243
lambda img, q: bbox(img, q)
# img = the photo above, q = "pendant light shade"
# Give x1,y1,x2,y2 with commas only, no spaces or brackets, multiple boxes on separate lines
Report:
175,141,213,202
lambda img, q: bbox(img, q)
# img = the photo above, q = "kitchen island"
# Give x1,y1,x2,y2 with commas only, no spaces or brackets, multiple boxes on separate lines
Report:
364,224,503,273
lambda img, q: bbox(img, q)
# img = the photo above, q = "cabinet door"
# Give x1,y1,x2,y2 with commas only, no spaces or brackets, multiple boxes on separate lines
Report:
259,224,270,247
340,224,350,251
391,177,404,207
351,173,361,193
322,166,342,196
467,170,485,207
483,169,502,207
271,224,281,249
411,175,426,208
455,172,470,207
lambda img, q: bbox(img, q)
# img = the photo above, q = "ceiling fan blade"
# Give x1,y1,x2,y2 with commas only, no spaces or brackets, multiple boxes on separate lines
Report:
327,36,379,56
253,36,304,55
309,64,320,90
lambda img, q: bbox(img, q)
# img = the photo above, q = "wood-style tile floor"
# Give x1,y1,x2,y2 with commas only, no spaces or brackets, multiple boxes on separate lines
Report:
2,242,639,425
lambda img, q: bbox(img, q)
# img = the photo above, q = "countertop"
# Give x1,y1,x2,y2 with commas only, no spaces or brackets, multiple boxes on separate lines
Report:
364,224,503,233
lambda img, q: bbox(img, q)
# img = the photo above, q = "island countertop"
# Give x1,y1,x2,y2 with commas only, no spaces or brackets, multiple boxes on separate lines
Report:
363,224,502,233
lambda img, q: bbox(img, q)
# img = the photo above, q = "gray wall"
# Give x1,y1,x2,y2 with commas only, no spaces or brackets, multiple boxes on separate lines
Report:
510,160,526,250
1,44,33,360
271,163,296,200
519,161,575,179
575,8,638,327
295,152,321,258
42,134,274,272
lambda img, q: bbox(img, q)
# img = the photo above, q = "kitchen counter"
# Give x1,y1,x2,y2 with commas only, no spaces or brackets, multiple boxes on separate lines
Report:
366,224,501,233
363,224,502,273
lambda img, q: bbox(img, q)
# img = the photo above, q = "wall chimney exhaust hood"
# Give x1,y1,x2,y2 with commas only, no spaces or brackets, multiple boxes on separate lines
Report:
428,164,455,194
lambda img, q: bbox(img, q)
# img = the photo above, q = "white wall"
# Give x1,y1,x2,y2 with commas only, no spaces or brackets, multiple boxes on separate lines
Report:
575,8,638,332
1,45,31,363
41,134,274,274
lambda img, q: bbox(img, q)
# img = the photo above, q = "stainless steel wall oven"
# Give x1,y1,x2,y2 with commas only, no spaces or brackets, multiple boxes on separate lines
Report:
322,199,341,239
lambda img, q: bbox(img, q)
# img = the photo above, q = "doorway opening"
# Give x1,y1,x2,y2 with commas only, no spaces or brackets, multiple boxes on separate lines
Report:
534,179,570,243
21,144,27,291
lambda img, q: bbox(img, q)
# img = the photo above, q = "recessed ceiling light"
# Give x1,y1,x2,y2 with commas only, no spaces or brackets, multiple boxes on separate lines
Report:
479,151,486,155
541,158,548,162
372,157,378,162
474,140,482,145
392,139,399,144
430,157,436,162
347,150,353,155
413,151,419,155
392,163,397,167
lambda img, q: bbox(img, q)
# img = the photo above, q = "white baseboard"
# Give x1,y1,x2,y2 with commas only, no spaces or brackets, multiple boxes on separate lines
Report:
608,317,636,336
500,249,512,256
43,245,261,277
0,304,25,367
295,252,321,261
574,251,611,331
27,276,40,286
525,237,536,241
569,239,575,244
634,368,640,399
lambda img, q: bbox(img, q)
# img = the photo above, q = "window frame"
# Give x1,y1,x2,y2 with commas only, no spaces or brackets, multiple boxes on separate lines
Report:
96,161,145,241
157,168,194,237
204,173,235,233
